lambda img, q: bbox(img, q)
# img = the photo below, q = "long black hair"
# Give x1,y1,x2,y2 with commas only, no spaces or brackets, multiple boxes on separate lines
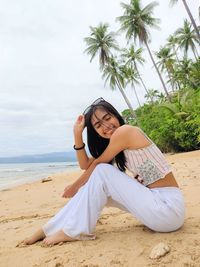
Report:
84,100,127,172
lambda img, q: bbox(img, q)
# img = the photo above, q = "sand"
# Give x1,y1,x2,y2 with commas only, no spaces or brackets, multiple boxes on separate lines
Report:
0,150,200,267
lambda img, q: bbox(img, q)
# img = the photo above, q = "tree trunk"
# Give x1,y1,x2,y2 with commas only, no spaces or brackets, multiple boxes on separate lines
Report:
192,47,199,60
134,63,154,103
115,76,139,123
173,45,180,64
132,84,142,107
134,63,148,93
182,0,200,41
144,40,171,102
166,67,175,92
172,71,181,90
193,50,198,60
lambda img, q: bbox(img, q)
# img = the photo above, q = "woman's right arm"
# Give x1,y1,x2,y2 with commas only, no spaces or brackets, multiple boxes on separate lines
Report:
73,115,94,170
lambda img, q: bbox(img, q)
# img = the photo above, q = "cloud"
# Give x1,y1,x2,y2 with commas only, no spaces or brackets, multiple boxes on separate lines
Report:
0,0,199,156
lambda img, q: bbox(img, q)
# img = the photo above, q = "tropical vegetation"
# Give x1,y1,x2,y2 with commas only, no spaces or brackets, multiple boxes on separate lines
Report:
84,0,200,152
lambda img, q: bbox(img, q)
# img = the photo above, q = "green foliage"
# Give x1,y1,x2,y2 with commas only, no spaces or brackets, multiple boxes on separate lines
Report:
172,58,200,89
84,0,200,153
175,20,199,59
122,88,200,152
84,23,119,68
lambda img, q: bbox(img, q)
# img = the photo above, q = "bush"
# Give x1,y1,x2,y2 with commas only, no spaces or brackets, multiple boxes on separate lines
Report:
122,88,200,152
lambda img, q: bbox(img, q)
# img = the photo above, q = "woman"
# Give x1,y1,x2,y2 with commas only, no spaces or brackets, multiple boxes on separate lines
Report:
24,98,185,246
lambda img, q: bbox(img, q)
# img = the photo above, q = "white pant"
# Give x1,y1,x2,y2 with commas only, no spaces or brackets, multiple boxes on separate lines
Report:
43,163,185,240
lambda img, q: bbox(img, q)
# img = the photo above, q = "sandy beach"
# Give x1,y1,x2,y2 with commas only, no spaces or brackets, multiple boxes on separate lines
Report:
0,150,200,267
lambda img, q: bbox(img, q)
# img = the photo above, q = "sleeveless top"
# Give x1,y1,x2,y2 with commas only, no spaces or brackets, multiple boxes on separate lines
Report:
123,130,172,186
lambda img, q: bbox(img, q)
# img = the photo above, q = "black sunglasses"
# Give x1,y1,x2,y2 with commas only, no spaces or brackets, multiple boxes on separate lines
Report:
83,97,106,115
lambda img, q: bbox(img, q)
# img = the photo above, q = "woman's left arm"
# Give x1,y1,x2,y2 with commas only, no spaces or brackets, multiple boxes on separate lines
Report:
62,125,131,198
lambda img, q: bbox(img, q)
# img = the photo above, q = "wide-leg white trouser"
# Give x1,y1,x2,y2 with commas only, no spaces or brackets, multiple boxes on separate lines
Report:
43,163,185,240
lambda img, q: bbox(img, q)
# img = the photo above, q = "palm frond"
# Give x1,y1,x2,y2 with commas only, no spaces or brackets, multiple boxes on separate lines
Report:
169,0,179,7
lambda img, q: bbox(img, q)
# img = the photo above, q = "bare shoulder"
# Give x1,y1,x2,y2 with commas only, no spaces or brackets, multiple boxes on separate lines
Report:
113,125,141,136
111,125,140,142
112,125,151,149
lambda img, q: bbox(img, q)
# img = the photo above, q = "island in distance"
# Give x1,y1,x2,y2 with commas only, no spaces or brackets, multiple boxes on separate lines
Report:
0,151,77,164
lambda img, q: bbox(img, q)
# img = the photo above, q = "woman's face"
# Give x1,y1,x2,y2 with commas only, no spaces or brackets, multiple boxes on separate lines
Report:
91,108,120,139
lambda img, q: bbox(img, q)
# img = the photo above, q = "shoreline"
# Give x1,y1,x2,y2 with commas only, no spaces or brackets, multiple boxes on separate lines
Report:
0,162,79,191
0,150,200,267
0,150,197,192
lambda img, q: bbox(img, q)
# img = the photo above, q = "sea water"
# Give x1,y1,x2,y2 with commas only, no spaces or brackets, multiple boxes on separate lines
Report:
0,162,79,190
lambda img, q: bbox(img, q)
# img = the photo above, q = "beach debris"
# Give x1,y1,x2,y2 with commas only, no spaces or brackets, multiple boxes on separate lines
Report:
149,242,170,259
42,177,53,183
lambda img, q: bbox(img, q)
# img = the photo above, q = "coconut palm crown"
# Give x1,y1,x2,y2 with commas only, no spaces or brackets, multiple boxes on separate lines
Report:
175,19,200,59
116,0,160,44
169,0,200,41
117,0,171,101
84,23,119,68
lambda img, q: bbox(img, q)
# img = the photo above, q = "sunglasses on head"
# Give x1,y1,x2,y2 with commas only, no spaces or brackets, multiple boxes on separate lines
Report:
83,97,106,115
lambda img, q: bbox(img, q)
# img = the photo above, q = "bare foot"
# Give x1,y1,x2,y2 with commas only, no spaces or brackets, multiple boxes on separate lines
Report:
24,228,45,245
42,230,75,246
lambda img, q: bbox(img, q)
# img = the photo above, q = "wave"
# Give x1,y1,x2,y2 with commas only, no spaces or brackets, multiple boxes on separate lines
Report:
1,168,25,173
0,162,79,190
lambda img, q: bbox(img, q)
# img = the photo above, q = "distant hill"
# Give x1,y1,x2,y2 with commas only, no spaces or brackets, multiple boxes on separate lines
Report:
0,151,77,164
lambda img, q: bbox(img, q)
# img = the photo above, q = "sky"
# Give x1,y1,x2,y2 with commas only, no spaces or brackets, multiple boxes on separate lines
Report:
0,0,199,157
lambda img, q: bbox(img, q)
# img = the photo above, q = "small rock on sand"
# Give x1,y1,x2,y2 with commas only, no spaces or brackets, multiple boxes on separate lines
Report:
149,242,170,259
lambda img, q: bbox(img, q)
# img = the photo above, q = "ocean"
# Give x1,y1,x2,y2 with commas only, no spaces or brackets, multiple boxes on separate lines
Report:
0,162,79,191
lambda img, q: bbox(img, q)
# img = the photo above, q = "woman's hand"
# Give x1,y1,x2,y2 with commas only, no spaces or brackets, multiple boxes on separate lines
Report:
62,184,78,198
73,115,85,136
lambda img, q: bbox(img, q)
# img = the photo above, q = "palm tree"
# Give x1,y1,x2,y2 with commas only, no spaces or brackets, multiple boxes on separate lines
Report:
167,34,180,63
117,0,171,102
190,58,200,89
102,56,138,120
170,0,200,41
175,20,200,60
144,88,160,104
173,57,193,88
157,92,166,103
155,46,177,91
84,23,119,69
167,63,181,91
84,23,137,120
121,45,149,97
120,64,142,107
